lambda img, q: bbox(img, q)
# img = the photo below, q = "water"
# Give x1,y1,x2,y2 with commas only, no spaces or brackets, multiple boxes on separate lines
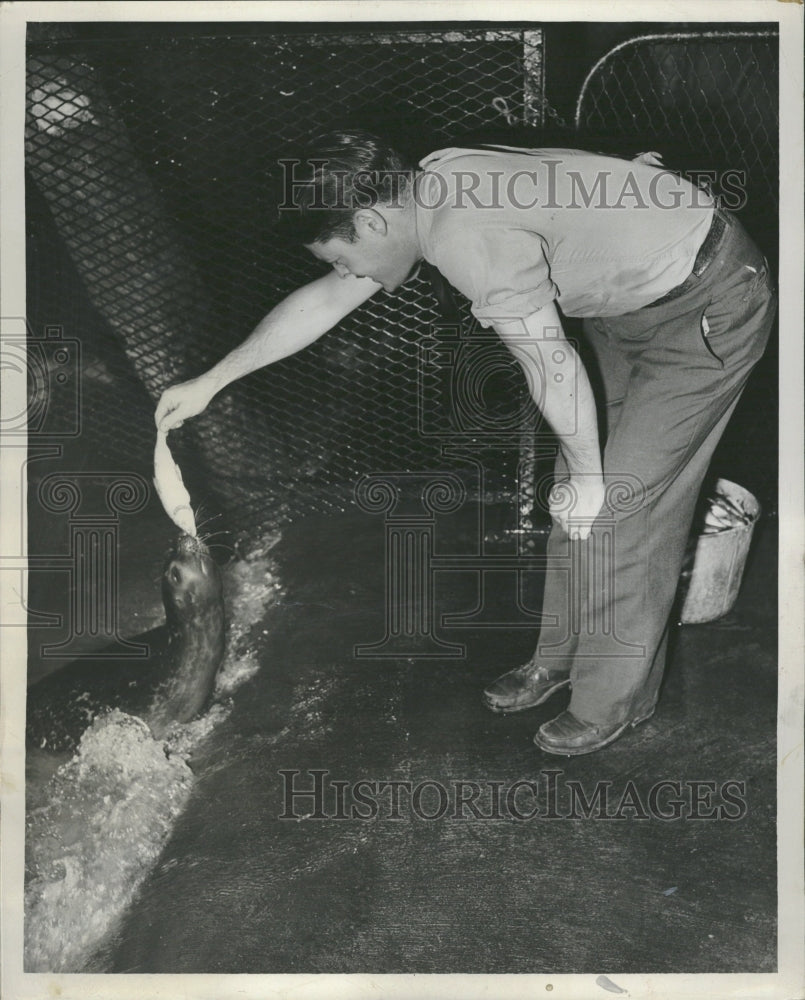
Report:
24,540,283,972
25,710,194,971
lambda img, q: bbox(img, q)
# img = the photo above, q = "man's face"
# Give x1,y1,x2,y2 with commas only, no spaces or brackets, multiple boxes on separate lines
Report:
306,210,419,292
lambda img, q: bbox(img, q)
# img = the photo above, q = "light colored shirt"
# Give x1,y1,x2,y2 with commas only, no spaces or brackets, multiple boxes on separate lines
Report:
414,146,715,325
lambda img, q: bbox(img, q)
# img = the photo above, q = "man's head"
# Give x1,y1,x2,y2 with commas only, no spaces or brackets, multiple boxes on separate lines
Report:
279,130,422,292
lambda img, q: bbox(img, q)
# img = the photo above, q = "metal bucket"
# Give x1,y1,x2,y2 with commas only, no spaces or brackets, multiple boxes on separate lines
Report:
678,478,761,625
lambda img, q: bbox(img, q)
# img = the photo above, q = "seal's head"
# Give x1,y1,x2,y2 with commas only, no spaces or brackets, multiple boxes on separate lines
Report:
162,532,223,623
149,531,227,734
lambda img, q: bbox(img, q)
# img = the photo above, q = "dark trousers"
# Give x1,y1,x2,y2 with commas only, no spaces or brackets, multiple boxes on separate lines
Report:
533,215,777,726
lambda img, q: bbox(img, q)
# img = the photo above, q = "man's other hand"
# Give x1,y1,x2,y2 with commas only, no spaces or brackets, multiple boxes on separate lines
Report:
550,474,606,541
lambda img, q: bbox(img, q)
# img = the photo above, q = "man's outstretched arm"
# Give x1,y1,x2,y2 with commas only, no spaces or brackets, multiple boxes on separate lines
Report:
155,270,381,430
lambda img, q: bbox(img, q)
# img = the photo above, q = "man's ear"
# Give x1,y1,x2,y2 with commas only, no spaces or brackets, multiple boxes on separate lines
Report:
353,208,388,238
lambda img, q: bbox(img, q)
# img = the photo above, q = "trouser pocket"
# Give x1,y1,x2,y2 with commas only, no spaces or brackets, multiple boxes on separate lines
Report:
699,265,775,368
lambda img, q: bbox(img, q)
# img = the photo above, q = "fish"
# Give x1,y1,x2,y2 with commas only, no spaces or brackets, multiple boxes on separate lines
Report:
153,430,197,537
702,490,754,533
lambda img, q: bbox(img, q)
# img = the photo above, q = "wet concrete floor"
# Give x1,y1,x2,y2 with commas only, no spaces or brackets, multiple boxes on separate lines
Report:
87,504,777,975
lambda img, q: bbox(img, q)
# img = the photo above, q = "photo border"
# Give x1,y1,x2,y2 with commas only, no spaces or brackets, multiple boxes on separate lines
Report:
2,2,802,998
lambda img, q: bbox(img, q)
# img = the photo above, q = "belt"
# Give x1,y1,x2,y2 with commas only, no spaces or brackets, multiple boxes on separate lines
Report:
645,207,731,308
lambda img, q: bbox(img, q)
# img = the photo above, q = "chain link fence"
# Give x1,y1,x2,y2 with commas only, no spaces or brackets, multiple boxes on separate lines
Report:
575,30,778,237
26,25,778,531
26,25,546,530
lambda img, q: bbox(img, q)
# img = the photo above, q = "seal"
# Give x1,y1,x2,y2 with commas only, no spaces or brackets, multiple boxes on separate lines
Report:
26,532,226,755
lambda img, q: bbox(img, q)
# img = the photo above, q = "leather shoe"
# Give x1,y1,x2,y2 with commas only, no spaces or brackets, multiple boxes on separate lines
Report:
534,708,655,756
483,662,570,713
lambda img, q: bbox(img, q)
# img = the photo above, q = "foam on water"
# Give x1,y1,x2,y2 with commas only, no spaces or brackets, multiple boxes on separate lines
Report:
25,711,193,971
24,537,283,972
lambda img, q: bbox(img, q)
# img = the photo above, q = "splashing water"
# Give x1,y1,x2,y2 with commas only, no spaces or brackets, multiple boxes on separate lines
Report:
24,537,283,972
215,535,284,698
25,711,193,971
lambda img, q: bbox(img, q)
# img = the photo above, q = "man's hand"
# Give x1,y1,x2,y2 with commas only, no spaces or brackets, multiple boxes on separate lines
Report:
550,474,606,541
494,304,605,542
155,374,218,432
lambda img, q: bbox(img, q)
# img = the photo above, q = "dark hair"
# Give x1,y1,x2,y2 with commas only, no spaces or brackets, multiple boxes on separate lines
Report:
276,129,414,245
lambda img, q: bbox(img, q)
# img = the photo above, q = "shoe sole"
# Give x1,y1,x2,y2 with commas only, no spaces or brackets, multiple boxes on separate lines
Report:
483,678,571,714
533,708,656,757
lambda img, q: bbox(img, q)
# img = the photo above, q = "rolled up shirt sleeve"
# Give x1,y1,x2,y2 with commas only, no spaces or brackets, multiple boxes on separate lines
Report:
428,221,559,328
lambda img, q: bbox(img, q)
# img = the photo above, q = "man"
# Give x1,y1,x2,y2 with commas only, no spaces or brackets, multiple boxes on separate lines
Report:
155,130,776,755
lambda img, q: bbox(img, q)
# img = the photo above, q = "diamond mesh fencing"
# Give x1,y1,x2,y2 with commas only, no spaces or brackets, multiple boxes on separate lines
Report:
575,30,778,235
26,26,544,530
